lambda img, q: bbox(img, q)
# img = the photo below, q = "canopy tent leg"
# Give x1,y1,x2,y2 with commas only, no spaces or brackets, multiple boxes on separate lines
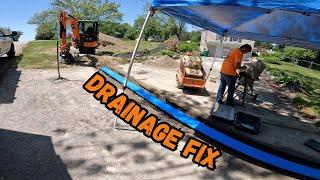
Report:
123,10,153,89
206,36,223,80
113,10,153,129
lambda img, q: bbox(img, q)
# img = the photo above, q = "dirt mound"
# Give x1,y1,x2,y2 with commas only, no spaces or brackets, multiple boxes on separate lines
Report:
143,55,179,69
99,33,130,52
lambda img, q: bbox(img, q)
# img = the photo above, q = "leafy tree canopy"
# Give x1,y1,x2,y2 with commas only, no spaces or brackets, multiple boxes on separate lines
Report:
28,0,122,40
52,0,122,21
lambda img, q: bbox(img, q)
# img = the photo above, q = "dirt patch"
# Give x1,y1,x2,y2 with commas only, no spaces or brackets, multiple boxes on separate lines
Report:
74,55,125,68
143,55,179,70
98,33,130,52
97,55,125,66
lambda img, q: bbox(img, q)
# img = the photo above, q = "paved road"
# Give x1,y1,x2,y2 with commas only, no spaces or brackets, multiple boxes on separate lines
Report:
0,66,293,180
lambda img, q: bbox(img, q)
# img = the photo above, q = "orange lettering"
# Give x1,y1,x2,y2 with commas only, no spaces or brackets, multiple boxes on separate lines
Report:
137,115,157,137
124,105,147,127
94,83,116,104
162,129,184,151
107,94,128,115
83,73,105,93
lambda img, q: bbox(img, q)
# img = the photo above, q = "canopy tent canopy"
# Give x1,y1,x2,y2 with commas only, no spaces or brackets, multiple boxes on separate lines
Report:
151,0,320,50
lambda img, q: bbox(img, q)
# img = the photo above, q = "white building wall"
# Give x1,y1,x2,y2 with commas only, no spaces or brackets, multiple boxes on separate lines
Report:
200,30,255,60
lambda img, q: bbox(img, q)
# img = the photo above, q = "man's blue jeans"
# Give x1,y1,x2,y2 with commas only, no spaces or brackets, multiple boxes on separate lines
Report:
216,73,237,104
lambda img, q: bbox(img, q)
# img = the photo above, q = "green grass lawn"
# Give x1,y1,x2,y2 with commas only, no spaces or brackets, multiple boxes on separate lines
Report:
19,40,162,68
19,40,63,69
262,59,320,117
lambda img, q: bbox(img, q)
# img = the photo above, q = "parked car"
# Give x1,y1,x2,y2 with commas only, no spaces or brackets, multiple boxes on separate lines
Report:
0,30,16,58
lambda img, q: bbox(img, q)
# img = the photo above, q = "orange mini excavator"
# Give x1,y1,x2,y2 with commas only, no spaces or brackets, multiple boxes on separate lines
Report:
59,11,99,62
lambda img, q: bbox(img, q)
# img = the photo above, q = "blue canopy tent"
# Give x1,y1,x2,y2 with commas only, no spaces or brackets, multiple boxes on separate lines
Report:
116,1,320,178
152,0,320,50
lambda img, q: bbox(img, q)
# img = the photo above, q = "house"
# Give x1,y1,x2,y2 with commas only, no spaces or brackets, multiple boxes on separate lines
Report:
200,30,255,60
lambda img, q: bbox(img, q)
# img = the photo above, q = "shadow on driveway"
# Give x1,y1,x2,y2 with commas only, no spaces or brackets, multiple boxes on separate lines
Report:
0,54,23,104
0,128,71,179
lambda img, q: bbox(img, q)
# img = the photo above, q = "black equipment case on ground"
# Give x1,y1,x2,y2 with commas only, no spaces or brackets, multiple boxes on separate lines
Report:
234,111,262,134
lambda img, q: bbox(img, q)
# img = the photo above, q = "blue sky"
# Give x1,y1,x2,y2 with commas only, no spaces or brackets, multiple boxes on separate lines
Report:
0,0,147,42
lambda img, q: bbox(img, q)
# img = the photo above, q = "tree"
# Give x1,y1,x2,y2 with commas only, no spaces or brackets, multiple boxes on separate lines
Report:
35,24,56,40
165,17,186,40
130,1,189,41
100,22,130,38
150,15,187,41
28,9,58,40
282,46,317,61
52,0,122,21
28,9,57,26
119,23,131,36
189,31,201,43
125,26,139,40
29,0,122,40
133,15,163,41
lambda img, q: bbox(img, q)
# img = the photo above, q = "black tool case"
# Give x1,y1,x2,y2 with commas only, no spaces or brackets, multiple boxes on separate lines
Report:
234,111,262,134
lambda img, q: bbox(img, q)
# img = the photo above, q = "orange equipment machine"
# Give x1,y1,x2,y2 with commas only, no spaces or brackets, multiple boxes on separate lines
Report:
59,11,99,62
176,54,207,89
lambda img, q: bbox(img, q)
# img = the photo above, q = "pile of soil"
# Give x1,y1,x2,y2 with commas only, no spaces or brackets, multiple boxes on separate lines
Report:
98,33,130,52
143,55,179,70
97,55,125,67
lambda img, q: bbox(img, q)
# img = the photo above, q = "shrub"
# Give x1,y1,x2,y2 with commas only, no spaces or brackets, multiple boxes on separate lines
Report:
189,31,201,43
35,24,55,40
161,50,175,57
179,42,198,52
164,35,180,52
292,95,311,105
260,51,283,64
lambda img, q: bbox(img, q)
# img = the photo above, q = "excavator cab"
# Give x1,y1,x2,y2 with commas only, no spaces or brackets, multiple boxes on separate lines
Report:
78,20,99,54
